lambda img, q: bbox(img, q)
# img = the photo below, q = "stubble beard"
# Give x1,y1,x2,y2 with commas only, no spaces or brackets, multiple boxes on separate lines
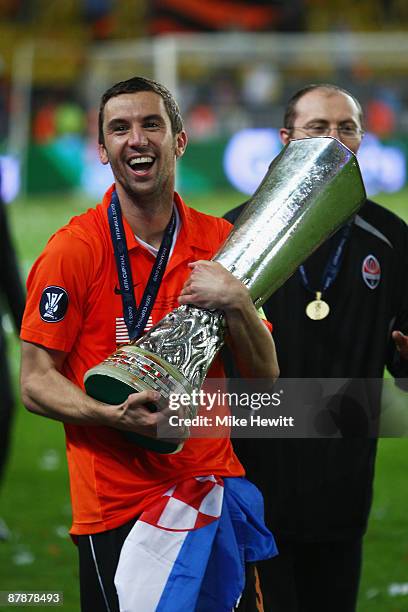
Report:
121,170,175,213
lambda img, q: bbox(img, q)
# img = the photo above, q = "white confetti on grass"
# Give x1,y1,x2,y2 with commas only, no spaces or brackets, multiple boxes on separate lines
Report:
388,583,408,596
366,588,380,599
54,525,69,539
12,550,35,566
1,314,13,334
0,517,11,541
38,449,60,471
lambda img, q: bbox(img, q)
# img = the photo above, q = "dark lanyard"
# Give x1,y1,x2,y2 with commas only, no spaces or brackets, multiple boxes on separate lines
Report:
298,221,353,294
108,190,176,341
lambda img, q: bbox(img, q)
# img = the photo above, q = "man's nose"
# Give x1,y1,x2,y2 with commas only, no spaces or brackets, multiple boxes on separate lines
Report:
327,126,339,137
128,127,148,147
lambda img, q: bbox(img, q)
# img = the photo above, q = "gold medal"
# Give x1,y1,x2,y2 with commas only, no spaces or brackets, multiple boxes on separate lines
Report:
306,291,330,321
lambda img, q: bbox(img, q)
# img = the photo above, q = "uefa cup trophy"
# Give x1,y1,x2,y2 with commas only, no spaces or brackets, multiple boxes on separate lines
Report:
84,137,366,453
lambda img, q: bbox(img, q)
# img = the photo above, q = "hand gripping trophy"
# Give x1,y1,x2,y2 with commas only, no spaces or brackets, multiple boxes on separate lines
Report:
84,137,366,453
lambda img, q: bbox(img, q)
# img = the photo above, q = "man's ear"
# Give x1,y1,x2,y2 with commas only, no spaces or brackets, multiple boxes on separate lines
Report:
98,143,109,165
279,128,291,146
175,130,188,160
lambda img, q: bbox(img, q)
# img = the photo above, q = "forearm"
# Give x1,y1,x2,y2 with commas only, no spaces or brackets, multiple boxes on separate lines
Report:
20,341,164,437
224,299,279,379
21,340,120,426
21,353,112,426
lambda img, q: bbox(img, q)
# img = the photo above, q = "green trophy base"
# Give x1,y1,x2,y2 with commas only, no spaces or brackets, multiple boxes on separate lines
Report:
84,345,192,455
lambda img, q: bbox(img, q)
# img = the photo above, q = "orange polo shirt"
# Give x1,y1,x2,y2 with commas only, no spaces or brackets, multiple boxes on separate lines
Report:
21,186,245,535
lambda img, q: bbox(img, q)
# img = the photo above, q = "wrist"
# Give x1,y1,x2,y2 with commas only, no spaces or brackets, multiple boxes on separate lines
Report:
80,397,122,427
222,285,253,315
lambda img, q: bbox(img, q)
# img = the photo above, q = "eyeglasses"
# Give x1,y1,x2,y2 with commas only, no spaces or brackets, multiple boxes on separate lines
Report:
288,125,364,139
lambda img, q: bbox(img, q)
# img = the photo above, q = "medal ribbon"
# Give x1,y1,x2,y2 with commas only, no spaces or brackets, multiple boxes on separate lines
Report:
108,189,176,341
298,221,353,295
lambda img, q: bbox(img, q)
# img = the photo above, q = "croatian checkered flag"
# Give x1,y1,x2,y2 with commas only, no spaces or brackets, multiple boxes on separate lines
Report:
114,476,277,611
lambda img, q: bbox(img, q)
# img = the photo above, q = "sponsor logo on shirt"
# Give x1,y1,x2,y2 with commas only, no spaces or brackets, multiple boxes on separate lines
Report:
362,255,381,289
115,316,154,345
39,286,69,322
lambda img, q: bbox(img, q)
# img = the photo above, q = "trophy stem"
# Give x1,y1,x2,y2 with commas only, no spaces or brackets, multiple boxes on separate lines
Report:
135,305,225,390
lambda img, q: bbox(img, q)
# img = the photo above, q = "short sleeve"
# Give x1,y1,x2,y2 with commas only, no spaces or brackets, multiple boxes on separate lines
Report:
21,228,94,353
219,217,233,244
258,307,273,332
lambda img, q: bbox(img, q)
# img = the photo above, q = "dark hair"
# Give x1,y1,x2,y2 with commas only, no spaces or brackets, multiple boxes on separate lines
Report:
283,84,364,131
98,76,183,145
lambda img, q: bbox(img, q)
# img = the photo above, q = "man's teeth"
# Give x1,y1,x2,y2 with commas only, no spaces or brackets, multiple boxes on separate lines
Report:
129,157,154,166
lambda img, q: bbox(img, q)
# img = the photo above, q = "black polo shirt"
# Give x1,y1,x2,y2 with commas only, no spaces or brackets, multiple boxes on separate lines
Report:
224,199,408,541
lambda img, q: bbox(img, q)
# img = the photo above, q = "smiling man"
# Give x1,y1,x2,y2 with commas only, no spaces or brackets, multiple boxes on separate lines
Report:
20,77,279,611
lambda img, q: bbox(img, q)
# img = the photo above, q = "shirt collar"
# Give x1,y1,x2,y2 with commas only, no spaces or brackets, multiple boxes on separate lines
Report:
102,185,215,256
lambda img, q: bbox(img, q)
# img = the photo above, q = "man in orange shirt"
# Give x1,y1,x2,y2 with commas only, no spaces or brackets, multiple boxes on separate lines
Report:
20,76,279,611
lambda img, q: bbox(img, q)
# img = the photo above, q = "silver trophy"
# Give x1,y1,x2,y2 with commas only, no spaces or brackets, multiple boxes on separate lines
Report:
84,137,366,453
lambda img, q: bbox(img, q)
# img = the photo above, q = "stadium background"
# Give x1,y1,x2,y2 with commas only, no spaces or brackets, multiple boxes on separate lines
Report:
0,1,408,610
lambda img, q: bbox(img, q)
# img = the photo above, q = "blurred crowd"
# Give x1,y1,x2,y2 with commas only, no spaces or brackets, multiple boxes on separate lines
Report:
23,68,408,150
0,1,406,152
0,1,406,157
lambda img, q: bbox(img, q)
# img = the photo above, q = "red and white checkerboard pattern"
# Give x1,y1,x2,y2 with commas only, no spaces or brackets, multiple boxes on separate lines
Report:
140,475,224,532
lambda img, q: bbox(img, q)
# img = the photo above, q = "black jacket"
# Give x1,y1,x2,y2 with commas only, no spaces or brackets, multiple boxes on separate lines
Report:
0,196,25,482
224,199,408,541
0,197,25,347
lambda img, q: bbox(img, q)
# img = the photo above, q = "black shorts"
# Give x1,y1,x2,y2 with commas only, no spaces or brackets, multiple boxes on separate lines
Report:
77,516,265,612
